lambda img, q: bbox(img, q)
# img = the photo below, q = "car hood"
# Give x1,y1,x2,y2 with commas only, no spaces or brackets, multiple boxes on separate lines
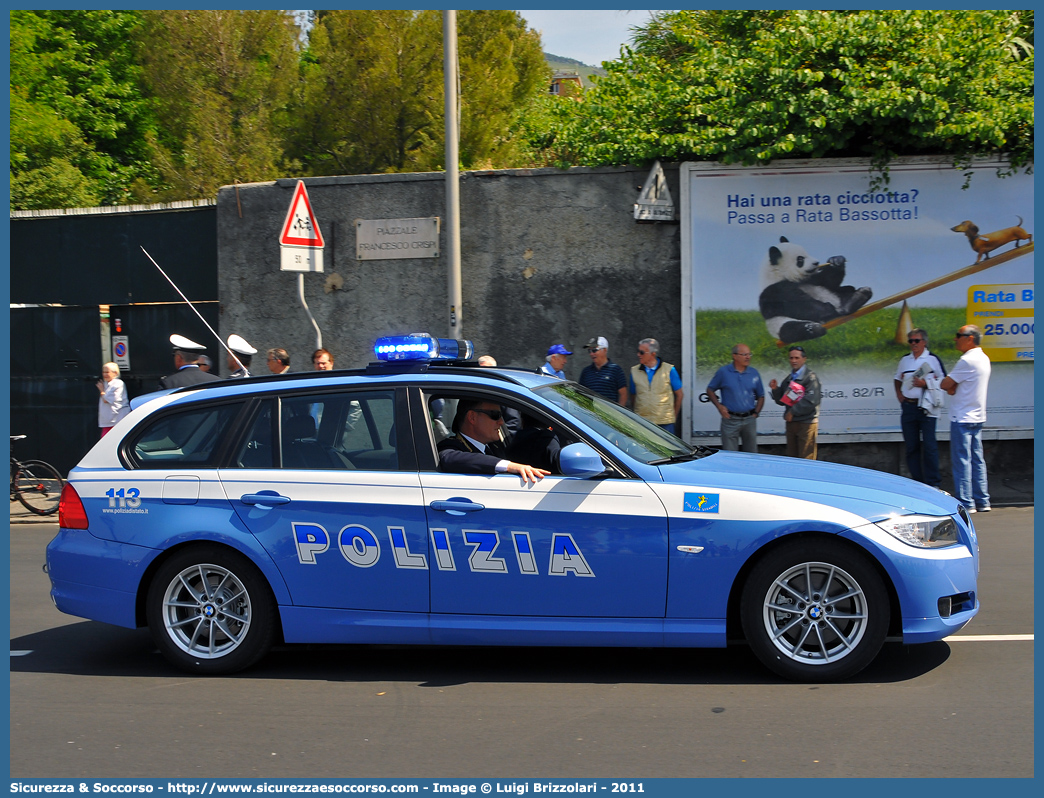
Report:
659,451,958,518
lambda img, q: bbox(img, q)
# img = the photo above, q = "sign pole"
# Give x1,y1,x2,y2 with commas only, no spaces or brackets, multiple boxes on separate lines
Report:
299,273,322,351
279,180,325,350
444,10,462,339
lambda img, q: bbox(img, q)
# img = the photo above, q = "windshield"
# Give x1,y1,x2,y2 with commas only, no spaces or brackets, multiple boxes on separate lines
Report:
535,382,695,464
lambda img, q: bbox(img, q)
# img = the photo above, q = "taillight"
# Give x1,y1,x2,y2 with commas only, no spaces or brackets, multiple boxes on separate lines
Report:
58,482,89,529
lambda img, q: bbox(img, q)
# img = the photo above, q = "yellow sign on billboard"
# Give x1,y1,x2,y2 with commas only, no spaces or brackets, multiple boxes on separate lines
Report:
967,283,1034,362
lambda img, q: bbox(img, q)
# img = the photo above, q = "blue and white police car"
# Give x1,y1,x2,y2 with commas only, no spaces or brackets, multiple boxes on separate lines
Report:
47,335,979,681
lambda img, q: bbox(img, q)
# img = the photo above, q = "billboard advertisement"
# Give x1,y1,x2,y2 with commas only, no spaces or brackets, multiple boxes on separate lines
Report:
680,157,1033,440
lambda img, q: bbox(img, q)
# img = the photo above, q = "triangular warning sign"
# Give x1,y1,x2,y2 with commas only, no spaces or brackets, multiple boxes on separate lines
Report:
280,180,325,247
634,160,675,221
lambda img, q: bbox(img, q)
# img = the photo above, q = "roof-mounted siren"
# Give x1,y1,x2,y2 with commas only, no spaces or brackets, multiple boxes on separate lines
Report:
374,334,475,362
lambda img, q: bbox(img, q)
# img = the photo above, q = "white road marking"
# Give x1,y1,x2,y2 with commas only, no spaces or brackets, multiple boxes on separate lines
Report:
944,634,1033,642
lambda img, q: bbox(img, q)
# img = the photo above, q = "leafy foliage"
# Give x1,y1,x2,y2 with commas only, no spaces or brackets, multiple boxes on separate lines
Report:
10,10,158,209
11,9,1032,210
286,10,547,175
541,10,1034,179
136,10,301,201
286,10,444,176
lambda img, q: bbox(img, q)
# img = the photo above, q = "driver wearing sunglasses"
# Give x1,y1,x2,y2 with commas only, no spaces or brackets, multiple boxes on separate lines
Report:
436,398,550,483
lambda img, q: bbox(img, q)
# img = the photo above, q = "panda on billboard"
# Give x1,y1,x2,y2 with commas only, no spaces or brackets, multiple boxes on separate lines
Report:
758,236,874,344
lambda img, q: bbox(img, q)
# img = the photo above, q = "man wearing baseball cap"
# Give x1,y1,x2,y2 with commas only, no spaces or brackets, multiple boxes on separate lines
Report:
540,344,573,379
160,334,221,389
578,336,628,405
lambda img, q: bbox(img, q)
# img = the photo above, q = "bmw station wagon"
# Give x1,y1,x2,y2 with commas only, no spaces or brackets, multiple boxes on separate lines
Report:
46,335,979,681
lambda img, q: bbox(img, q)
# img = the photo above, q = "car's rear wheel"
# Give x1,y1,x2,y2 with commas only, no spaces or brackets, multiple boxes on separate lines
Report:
740,539,889,682
147,545,276,674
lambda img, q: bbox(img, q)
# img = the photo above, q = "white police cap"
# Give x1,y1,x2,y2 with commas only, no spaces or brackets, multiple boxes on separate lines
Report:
170,334,206,351
227,334,257,356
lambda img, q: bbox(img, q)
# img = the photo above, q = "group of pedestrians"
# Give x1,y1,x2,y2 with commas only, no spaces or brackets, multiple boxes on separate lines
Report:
702,325,993,513
535,336,685,434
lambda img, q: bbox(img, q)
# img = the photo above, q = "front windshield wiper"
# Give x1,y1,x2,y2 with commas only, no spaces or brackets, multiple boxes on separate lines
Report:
648,445,716,465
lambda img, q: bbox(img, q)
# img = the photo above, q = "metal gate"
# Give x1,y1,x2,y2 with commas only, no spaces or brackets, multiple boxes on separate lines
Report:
10,306,102,476
107,303,221,399
10,303,221,476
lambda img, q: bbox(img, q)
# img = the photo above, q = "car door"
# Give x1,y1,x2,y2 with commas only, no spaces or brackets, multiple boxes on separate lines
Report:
218,387,430,613
417,390,669,618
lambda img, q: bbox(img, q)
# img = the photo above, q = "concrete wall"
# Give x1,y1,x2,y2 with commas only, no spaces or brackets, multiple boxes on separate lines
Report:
217,165,681,378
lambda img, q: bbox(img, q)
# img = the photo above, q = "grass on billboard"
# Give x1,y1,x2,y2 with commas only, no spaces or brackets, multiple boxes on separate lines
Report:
695,307,968,370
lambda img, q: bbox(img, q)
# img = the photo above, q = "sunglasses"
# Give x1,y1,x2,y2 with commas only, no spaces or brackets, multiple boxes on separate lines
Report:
471,408,503,421
788,346,805,353
637,350,652,356
955,332,973,338
907,338,923,343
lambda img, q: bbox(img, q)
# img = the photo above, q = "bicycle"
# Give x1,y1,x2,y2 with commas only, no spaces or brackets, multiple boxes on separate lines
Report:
10,435,64,516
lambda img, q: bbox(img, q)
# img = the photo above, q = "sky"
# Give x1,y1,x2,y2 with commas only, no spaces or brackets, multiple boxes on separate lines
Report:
517,9,663,66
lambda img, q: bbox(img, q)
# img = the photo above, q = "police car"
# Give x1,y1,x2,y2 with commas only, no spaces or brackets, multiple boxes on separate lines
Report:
46,334,979,681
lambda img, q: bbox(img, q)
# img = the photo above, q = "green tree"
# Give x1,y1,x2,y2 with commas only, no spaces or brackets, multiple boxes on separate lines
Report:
288,10,444,176
542,10,1033,178
10,10,158,209
453,10,548,170
136,10,300,200
288,10,549,175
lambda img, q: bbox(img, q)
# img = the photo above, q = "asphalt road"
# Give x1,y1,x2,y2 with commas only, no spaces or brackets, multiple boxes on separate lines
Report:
10,508,1034,779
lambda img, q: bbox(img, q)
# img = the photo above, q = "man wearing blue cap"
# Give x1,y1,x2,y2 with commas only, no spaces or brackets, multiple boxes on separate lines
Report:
540,344,572,379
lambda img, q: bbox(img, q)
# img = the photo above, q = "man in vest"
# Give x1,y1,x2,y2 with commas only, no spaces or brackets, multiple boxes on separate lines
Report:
629,338,684,434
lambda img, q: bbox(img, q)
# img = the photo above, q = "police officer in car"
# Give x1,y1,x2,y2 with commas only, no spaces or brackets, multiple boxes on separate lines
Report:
437,398,549,483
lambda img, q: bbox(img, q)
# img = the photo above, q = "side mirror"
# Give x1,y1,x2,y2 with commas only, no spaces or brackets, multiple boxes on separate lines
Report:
559,442,606,478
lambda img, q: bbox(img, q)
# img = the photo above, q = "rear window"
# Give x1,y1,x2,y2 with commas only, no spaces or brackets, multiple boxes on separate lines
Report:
130,403,244,468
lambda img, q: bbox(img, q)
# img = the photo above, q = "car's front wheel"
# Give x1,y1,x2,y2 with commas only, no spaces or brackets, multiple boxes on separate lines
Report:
740,539,889,681
146,545,277,674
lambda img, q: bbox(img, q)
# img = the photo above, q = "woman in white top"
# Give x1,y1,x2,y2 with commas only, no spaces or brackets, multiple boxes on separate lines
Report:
98,362,129,437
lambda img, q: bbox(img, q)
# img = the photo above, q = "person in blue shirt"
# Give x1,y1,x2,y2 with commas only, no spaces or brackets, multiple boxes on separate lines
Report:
628,338,684,434
706,343,765,452
540,344,572,379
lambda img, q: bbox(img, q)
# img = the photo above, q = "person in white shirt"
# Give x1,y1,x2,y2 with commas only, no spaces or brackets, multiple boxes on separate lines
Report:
893,328,947,487
940,325,992,513
97,362,129,437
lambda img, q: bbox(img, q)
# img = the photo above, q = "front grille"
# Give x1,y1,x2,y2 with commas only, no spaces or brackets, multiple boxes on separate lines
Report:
938,591,975,618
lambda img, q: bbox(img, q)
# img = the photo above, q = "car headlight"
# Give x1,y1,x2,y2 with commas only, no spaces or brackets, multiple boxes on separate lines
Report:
874,515,959,548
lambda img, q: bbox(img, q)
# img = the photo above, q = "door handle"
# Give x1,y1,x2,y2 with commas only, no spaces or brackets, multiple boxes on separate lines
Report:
429,499,485,515
241,493,291,507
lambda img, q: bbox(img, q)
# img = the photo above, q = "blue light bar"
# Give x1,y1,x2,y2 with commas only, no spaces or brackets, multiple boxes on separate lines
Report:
373,334,474,362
